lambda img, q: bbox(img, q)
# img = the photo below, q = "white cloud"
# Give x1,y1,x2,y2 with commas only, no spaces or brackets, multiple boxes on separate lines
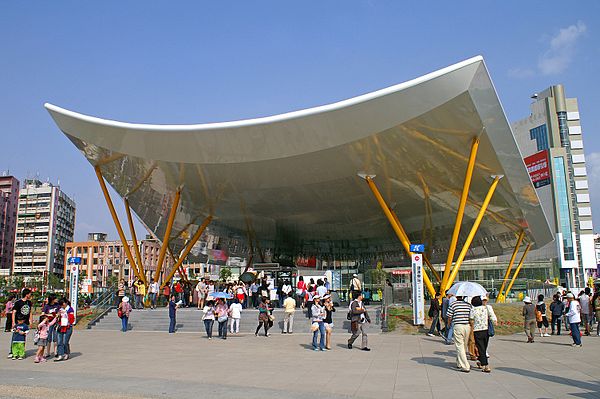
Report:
538,21,586,75
508,21,586,79
507,67,535,79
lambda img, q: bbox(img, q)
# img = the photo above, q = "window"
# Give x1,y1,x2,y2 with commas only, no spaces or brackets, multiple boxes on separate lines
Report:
572,154,585,164
568,125,582,135
574,167,587,176
578,207,592,216
577,194,590,203
571,140,584,149
580,220,593,230
529,124,549,151
553,157,575,260
566,112,580,121
575,180,589,190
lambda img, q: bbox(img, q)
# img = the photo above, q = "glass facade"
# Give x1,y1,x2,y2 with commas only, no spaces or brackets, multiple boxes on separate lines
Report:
553,156,575,260
529,124,549,151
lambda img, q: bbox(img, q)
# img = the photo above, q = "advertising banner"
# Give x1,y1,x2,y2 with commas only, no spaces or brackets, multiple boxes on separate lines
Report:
411,254,424,325
524,150,551,188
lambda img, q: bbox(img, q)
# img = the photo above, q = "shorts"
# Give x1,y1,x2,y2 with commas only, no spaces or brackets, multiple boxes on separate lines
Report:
36,338,47,347
537,316,549,328
325,322,334,330
198,292,206,299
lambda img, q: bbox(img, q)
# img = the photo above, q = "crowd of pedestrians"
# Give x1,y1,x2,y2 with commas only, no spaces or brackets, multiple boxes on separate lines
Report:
425,285,599,374
2,289,75,363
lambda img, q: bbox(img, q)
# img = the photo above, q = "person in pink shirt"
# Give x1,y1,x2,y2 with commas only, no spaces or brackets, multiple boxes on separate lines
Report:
4,294,16,332
34,314,57,363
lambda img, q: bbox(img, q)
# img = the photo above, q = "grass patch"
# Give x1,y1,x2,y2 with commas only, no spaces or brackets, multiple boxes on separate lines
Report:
387,302,538,335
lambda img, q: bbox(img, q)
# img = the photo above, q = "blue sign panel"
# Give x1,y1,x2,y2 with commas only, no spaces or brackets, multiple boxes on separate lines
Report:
68,257,82,265
409,244,425,253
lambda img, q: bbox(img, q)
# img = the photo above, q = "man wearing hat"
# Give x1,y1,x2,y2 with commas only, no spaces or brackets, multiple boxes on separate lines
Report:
522,296,536,343
565,293,582,347
349,274,362,300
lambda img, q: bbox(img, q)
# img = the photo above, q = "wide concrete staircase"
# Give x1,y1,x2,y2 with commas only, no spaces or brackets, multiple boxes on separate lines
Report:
92,305,382,334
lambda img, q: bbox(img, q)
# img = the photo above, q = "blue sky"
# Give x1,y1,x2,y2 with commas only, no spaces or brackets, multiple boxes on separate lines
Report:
1,1,599,240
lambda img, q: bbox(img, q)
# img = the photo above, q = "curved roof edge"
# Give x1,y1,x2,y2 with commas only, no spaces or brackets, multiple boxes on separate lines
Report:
44,56,483,132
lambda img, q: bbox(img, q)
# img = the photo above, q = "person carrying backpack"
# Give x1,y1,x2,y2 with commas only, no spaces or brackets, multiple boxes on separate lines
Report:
347,292,371,351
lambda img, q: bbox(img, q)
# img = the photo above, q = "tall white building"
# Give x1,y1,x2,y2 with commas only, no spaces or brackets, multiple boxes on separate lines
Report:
13,179,76,277
512,85,596,288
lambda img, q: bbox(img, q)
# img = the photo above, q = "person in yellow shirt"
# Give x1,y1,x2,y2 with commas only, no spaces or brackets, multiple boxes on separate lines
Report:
134,279,146,309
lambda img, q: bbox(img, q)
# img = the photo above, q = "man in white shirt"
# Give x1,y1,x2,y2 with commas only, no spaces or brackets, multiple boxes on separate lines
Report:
282,293,296,334
196,280,207,310
579,288,591,336
316,280,328,298
566,293,582,347
229,299,243,334
148,279,160,309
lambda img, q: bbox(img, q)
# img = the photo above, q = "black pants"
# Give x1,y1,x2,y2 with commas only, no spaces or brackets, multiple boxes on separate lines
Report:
5,316,13,332
255,321,270,336
473,330,489,366
428,313,441,334
551,316,561,335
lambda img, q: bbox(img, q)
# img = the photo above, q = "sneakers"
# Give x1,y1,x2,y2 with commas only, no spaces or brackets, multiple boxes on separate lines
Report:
17,357,24,360
54,356,63,362
426,333,435,337
362,347,371,352
347,343,353,349
7,354,13,359
571,343,582,347
313,347,319,351
34,357,40,364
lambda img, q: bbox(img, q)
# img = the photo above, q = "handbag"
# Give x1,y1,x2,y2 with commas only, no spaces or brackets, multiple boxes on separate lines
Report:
268,314,275,322
117,308,123,318
487,306,495,337
33,330,40,345
310,322,319,332
217,315,228,323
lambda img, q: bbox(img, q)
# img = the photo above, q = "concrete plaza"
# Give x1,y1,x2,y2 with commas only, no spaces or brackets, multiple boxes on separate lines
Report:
0,329,599,399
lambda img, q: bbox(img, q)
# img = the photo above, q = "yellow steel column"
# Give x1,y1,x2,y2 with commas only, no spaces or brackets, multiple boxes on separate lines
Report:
154,190,181,282
441,137,479,291
161,215,212,288
124,198,147,285
496,230,525,302
504,243,532,300
443,175,502,292
94,166,144,283
362,175,436,297
391,209,441,283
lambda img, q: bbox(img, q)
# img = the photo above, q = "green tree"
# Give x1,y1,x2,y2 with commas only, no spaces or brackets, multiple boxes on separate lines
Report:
219,267,232,282
46,273,62,291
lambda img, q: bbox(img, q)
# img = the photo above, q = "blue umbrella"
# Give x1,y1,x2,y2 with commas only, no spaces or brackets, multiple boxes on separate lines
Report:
210,291,233,299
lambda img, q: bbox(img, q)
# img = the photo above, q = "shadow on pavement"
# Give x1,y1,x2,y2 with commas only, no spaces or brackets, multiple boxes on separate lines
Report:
411,356,452,370
496,367,599,399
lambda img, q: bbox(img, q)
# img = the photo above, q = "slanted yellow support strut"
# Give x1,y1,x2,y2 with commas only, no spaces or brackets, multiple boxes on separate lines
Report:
443,175,502,292
503,243,532,300
94,166,144,283
154,190,181,283
496,230,525,302
391,210,441,283
161,216,212,288
124,198,147,285
441,137,479,292
362,175,436,297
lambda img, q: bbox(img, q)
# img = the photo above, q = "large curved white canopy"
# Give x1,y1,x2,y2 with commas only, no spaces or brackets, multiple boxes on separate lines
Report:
45,56,553,263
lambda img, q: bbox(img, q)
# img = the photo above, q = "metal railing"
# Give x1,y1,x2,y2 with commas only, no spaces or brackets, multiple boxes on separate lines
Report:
86,287,117,329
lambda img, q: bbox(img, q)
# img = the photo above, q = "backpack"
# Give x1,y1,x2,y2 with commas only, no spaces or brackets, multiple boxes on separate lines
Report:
33,329,40,345
347,300,355,320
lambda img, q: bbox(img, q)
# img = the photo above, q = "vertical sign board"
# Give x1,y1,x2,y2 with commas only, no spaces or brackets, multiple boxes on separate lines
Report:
68,257,81,324
411,253,425,325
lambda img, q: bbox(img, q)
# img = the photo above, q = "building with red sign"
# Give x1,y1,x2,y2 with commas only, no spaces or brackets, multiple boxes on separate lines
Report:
513,85,596,288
